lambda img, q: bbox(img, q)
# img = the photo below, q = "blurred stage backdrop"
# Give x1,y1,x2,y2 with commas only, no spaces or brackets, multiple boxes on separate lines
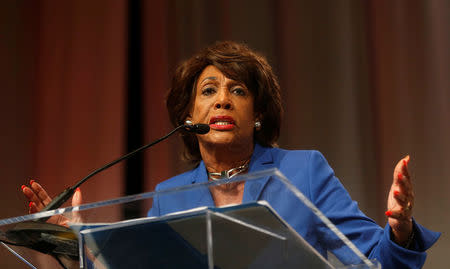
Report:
1,0,448,268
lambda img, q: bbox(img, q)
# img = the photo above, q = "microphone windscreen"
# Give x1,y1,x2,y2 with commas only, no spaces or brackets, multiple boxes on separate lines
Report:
193,124,210,134
184,124,210,134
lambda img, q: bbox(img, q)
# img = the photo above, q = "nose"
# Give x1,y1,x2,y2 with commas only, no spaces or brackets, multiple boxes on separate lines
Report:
214,89,232,110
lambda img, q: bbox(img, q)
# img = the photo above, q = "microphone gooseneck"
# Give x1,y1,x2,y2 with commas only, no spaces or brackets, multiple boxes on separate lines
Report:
2,123,211,264
40,123,210,214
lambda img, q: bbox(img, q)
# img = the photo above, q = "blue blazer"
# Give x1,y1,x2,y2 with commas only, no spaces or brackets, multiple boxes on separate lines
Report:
149,144,440,268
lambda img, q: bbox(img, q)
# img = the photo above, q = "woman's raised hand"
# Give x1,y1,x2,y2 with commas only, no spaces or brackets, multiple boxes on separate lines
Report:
386,156,414,246
21,180,83,226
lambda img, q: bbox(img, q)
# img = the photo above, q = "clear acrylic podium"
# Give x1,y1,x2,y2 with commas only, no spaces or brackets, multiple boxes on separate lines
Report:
0,169,380,269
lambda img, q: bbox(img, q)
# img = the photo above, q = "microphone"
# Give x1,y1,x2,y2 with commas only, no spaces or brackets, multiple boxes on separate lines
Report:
1,123,210,263
184,123,210,134
40,123,210,214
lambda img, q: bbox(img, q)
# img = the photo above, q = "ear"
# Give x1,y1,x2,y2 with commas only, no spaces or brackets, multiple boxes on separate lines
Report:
254,113,262,131
184,115,192,125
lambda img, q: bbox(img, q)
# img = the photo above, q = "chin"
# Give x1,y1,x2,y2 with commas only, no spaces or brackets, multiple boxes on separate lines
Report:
208,138,237,146
203,134,251,147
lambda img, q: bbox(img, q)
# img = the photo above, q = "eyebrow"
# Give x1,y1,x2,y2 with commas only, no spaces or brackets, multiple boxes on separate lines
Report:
199,76,245,88
200,76,217,84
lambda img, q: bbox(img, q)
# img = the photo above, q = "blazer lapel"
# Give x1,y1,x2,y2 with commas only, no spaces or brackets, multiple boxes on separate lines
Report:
242,144,274,202
189,161,215,208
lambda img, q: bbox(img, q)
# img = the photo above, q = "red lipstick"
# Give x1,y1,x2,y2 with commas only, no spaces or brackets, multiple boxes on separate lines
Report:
209,115,235,130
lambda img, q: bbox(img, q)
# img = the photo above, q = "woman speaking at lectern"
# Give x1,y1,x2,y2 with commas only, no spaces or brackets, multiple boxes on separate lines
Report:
23,41,440,268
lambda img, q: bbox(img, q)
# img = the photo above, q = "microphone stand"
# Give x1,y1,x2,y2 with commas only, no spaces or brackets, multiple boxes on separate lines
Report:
41,124,189,214
1,123,209,268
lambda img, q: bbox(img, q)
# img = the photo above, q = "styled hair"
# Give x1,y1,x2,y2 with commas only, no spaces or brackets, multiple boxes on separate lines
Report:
166,41,282,165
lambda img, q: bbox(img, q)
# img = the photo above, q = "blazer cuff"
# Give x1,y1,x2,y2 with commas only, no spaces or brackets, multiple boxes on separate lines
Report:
378,219,440,268
385,219,441,251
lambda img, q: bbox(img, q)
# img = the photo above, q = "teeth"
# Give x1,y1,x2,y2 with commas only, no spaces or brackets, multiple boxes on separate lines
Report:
215,121,231,125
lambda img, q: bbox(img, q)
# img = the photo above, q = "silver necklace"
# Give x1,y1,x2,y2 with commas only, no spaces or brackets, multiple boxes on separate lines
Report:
208,163,249,181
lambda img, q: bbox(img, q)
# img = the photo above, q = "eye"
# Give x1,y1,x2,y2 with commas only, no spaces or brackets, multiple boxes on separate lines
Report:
201,87,216,96
231,87,247,96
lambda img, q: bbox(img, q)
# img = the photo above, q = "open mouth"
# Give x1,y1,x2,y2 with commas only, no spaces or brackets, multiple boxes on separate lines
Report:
209,116,235,130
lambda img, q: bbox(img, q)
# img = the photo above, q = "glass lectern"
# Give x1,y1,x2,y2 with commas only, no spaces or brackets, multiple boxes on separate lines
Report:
0,169,380,269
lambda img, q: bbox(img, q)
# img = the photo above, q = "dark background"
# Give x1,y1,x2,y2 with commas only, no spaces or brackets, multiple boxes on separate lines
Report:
1,0,448,267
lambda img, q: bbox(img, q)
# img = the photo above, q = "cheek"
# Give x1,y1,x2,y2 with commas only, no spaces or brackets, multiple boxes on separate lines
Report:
244,101,256,121
191,100,210,120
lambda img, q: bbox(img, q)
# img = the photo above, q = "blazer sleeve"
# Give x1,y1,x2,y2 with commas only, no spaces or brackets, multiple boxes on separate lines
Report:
307,150,440,269
147,184,161,217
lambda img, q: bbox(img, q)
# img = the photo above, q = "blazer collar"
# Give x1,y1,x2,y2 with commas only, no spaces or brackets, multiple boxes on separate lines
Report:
189,144,275,205
243,143,274,202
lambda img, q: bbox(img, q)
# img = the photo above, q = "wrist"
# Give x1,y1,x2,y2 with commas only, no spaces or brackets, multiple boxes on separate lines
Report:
391,220,414,248
404,229,415,249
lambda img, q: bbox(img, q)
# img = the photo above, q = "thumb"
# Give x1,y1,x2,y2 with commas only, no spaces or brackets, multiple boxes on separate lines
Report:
72,187,83,207
71,187,83,223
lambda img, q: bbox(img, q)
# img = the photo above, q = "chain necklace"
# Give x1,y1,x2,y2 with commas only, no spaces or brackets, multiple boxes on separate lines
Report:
208,163,249,181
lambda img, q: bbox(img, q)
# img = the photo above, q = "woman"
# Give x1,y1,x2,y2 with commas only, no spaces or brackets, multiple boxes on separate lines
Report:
23,41,439,268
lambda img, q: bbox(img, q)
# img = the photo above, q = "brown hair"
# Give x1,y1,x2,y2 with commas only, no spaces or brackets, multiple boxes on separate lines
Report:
166,41,282,165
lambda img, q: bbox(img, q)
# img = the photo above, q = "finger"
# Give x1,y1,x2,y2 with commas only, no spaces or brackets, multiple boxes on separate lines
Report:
30,180,53,206
396,172,413,196
393,156,410,184
387,187,414,216
22,185,46,209
385,208,412,220
71,188,83,223
395,178,413,198
55,215,69,227
72,188,83,207
21,184,35,200
393,190,407,204
401,155,410,179
28,201,39,214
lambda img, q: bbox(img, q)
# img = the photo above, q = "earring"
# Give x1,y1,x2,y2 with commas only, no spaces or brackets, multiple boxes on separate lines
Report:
254,121,261,128
185,120,193,125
